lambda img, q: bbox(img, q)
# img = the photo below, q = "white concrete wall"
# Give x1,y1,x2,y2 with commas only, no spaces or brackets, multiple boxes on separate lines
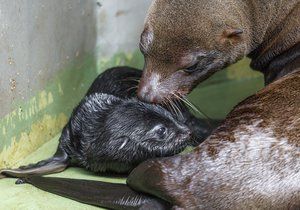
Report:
0,0,97,117
0,0,152,118
96,0,152,58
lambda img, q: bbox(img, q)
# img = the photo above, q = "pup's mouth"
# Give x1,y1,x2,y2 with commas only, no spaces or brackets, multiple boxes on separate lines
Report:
166,131,191,153
139,133,190,157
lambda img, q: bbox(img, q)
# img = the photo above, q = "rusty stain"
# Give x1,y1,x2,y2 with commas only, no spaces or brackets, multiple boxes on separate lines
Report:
115,10,127,17
9,78,16,91
8,57,14,65
96,1,102,7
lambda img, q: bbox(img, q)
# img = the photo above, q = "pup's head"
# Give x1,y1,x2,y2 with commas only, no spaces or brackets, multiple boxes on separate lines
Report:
138,0,250,103
106,100,191,161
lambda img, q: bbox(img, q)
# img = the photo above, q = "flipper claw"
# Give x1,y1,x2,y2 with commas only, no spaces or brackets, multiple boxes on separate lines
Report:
15,178,27,185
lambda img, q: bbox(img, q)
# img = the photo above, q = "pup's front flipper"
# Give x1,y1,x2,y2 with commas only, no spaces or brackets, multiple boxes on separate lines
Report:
17,176,170,210
0,147,70,179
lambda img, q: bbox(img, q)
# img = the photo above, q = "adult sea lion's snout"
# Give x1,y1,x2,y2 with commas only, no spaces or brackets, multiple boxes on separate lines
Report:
137,64,196,103
137,71,164,103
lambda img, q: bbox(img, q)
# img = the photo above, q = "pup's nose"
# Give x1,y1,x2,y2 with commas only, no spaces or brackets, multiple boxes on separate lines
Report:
178,125,192,137
183,128,192,137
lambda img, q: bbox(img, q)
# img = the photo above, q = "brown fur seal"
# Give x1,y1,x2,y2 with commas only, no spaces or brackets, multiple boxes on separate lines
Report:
11,0,300,209
129,0,300,208
137,0,300,102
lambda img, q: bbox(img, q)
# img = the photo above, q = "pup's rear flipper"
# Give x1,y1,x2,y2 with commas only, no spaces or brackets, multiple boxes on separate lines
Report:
0,147,69,178
18,176,170,210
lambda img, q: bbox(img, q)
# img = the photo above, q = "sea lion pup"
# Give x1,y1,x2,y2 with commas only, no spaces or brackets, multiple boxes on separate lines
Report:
0,66,194,178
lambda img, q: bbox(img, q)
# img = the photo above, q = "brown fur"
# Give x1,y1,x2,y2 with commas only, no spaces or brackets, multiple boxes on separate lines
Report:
137,0,300,102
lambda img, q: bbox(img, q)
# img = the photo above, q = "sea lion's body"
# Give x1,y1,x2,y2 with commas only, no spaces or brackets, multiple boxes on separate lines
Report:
130,0,300,208
129,69,300,209
7,0,300,209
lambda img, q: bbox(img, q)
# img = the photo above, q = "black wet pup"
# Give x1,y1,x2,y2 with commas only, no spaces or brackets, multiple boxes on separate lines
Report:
87,67,221,145
1,67,214,177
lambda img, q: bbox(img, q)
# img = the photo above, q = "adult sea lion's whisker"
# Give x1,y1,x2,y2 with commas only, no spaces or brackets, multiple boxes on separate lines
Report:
183,96,212,121
126,86,138,93
170,98,184,119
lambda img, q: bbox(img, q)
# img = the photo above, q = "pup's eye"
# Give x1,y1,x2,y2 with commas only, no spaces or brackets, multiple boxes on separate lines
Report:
184,62,199,73
156,127,166,137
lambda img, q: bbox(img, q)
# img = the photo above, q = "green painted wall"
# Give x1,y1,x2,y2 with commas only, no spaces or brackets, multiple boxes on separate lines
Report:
0,55,97,168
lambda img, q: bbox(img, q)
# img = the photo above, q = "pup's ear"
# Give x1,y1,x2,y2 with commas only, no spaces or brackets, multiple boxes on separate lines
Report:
116,136,130,150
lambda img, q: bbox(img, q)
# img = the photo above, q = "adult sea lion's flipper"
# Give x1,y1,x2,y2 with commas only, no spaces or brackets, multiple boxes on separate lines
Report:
17,176,170,210
0,147,69,179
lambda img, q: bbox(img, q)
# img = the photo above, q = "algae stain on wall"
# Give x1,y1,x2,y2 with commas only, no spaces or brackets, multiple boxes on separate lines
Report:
0,55,98,167
0,114,67,168
0,87,68,168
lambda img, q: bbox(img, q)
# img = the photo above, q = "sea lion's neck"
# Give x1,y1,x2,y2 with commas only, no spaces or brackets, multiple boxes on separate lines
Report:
243,0,300,83
263,44,300,84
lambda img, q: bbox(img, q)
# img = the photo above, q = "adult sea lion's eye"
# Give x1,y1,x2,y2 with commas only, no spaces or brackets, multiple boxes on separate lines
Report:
184,62,199,73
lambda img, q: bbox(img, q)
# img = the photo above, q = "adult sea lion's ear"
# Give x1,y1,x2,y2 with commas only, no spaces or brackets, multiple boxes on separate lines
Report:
223,28,243,38
219,27,244,44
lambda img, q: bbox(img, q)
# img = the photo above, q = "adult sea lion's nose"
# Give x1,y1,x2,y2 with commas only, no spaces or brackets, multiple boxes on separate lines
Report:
138,80,163,103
